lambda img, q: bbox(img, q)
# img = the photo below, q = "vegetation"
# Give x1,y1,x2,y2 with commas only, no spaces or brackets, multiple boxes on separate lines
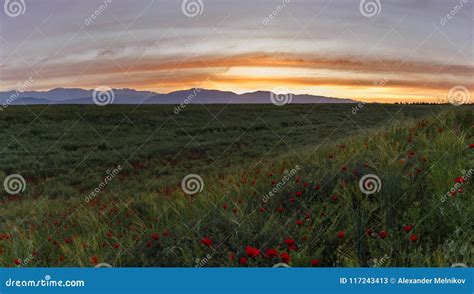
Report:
0,104,472,267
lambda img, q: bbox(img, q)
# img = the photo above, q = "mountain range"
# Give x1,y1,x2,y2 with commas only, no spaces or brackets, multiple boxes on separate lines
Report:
0,88,358,105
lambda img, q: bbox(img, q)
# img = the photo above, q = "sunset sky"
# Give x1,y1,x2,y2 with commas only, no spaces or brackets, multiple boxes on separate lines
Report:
1,0,472,102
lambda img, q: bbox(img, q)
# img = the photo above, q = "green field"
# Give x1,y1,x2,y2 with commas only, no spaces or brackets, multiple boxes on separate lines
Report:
0,104,472,267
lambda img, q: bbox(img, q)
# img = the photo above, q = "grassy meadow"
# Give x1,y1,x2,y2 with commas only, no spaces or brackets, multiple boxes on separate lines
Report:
0,104,472,267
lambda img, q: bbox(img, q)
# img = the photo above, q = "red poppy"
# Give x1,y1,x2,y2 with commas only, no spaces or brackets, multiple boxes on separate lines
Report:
437,127,444,133
455,176,465,183
469,143,474,149
151,233,159,240
337,231,345,239
106,231,113,238
289,198,296,204
314,185,321,190
271,180,277,185
287,244,297,251
296,219,303,226
365,228,373,236
162,230,170,237
341,165,347,172
90,256,99,265
303,182,309,187
265,248,279,258
404,225,412,232
331,195,338,202
146,240,153,248
276,207,284,213
223,203,228,210
113,243,120,249
229,253,235,261
311,259,320,267
245,246,260,258
14,259,21,265
232,208,238,214
59,255,65,262
379,231,388,239
284,238,296,246
295,191,302,197
409,234,418,242
239,257,248,265
200,237,213,248
280,252,291,264
259,207,266,213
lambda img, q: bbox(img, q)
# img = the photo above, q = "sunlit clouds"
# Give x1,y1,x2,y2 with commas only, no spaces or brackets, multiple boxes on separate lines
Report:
1,0,472,102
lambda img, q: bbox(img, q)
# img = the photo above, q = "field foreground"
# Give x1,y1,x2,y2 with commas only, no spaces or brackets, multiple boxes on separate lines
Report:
0,105,472,267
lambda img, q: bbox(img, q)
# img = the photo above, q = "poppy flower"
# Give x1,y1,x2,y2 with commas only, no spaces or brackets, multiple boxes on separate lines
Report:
337,231,345,239
223,203,228,210
265,248,278,258
146,240,153,248
311,259,320,267
271,180,277,185
259,207,266,213
284,238,296,246
455,177,465,184
295,191,302,197
239,257,248,265
331,195,338,202
90,256,99,265
229,253,235,261
14,259,21,265
151,233,159,240
314,185,321,190
162,230,170,237
245,246,260,258
113,243,120,249
379,231,388,239
59,255,65,262
289,198,296,204
296,219,303,226
200,237,213,248
303,182,309,187
437,127,444,133
106,231,113,238
280,252,291,264
232,208,238,214
469,143,474,149
287,244,297,251
409,235,418,242
404,225,412,232
365,228,373,236
276,207,284,213
341,165,347,172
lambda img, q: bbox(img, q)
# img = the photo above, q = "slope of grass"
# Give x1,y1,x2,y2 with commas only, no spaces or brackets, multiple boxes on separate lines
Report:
0,106,472,267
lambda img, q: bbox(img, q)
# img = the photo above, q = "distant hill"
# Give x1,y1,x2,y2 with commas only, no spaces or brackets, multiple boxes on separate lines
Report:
0,88,358,105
